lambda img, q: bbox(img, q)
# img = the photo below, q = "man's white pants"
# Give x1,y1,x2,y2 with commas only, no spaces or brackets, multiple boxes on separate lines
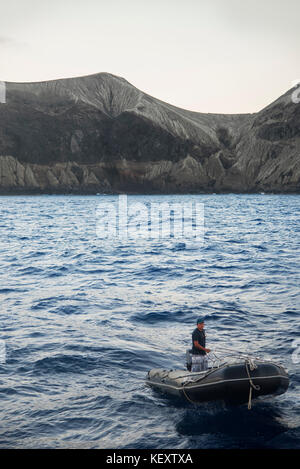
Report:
191,355,208,372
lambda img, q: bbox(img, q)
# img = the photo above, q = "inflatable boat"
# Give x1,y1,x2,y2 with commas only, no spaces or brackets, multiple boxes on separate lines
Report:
146,355,289,409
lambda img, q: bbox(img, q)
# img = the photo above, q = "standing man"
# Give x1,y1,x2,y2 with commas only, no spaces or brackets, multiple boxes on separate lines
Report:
191,317,211,372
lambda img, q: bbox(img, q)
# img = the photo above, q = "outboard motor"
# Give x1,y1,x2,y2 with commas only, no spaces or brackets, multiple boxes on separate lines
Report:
186,349,192,371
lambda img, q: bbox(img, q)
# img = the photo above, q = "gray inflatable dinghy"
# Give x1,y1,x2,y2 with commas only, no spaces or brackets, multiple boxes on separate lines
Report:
146,356,289,408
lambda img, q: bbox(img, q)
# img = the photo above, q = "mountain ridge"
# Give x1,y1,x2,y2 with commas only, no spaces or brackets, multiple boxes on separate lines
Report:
0,73,299,193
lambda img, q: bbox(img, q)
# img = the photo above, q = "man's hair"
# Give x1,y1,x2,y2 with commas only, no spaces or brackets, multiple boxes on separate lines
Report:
197,317,205,324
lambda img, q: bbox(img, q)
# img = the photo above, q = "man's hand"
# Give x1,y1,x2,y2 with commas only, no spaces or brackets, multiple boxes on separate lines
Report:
205,348,211,353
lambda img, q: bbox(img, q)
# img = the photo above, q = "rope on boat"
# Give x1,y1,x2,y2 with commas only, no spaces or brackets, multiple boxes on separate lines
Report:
182,384,197,405
181,369,213,404
182,351,263,409
210,349,263,409
245,358,261,410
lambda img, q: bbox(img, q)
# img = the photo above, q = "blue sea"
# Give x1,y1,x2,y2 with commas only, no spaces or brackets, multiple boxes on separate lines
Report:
0,194,299,449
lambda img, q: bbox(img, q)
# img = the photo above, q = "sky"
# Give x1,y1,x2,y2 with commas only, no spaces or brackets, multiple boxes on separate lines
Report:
0,0,299,114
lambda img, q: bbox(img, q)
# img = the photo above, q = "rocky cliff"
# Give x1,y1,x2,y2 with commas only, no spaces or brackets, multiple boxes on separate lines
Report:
0,73,299,193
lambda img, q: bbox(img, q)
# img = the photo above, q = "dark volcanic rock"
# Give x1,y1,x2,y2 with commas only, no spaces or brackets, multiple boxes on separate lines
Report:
0,73,299,193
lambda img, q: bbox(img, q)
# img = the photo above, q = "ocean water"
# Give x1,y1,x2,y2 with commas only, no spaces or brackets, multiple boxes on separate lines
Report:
0,193,299,449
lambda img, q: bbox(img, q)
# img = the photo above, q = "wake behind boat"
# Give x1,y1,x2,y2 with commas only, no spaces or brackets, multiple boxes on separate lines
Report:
146,353,289,409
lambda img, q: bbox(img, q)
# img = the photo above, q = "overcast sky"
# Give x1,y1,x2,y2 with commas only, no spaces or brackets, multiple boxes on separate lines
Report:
0,0,299,113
